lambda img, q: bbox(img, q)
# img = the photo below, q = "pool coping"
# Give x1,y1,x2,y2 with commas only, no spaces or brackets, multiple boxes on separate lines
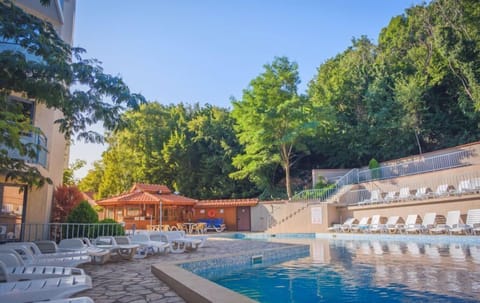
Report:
151,242,309,303
152,263,256,303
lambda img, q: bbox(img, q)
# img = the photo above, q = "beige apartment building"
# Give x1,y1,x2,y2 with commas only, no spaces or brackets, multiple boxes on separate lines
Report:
0,0,76,235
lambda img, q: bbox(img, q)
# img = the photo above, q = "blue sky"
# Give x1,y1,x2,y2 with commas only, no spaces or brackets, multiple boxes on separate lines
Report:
70,0,426,178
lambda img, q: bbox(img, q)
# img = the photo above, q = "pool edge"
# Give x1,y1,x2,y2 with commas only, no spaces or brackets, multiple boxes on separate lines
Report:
151,263,256,303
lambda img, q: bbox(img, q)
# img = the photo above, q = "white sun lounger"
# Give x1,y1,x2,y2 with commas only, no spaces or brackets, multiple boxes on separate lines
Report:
430,184,452,198
149,231,202,253
367,215,383,233
383,191,397,203
164,230,207,248
328,217,356,233
4,242,89,260
0,245,91,267
397,187,412,201
0,251,86,281
130,233,171,256
406,213,436,234
414,187,430,200
351,217,370,233
450,209,480,235
394,214,418,234
430,210,462,234
92,236,140,261
0,266,92,303
58,238,111,264
372,215,400,233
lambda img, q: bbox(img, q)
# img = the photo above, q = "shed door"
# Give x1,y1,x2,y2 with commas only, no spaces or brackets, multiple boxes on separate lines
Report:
236,207,251,231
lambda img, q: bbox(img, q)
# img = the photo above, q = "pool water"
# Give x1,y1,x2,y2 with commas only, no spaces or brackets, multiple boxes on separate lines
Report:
210,238,480,303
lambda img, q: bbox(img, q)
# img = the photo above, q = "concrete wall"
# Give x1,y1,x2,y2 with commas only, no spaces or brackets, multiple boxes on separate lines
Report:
251,201,340,234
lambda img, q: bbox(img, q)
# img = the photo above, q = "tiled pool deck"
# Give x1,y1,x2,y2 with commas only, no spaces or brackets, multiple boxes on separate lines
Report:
77,235,303,303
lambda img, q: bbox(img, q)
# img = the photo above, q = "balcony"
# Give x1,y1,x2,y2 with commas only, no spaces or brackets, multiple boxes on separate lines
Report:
3,128,48,168
0,39,44,63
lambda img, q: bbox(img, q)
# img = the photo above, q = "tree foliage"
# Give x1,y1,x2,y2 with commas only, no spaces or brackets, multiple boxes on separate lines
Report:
86,102,258,199
231,57,317,199
63,159,86,185
0,1,145,188
66,200,98,223
51,185,84,223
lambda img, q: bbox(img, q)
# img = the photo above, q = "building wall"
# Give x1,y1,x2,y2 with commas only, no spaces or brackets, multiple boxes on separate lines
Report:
1,0,76,225
192,207,238,231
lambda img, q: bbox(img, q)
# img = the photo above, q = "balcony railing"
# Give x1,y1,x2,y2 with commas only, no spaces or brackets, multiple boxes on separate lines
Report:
3,128,48,167
0,39,44,63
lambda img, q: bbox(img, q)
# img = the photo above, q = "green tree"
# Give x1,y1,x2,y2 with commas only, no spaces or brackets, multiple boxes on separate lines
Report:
0,1,145,188
78,160,104,199
63,159,86,185
231,57,313,199
66,201,98,223
88,102,257,199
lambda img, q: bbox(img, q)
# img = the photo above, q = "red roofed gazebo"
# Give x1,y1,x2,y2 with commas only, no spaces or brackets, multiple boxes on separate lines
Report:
96,183,197,230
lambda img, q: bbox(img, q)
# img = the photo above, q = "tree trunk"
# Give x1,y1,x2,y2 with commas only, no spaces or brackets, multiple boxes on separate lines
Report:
415,129,422,155
285,160,292,200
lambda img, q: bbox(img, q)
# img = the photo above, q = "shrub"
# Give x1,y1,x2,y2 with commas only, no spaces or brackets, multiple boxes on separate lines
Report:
67,201,98,223
64,201,98,238
368,158,381,180
51,185,84,223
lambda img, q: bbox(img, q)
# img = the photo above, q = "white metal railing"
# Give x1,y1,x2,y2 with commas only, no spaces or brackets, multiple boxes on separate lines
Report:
294,149,472,202
0,223,125,243
358,149,471,182
342,170,480,206
292,168,358,202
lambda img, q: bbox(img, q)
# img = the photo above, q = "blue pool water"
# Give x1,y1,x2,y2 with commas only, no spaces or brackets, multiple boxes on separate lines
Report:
208,238,480,303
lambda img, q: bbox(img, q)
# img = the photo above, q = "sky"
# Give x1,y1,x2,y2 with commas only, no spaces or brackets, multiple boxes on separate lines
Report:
70,0,426,179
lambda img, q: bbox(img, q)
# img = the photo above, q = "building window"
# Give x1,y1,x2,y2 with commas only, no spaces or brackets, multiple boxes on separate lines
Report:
106,208,114,219
127,207,141,217
0,184,26,240
8,97,35,124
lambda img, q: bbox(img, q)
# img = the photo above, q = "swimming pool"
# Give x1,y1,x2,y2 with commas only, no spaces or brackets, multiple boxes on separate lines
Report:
206,237,480,302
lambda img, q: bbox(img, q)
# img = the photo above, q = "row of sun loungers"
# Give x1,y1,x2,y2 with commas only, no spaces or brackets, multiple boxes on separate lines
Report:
329,209,480,235
358,178,480,205
0,231,208,302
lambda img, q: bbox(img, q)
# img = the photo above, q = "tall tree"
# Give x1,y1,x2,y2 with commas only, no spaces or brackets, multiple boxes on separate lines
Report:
0,1,145,188
231,57,312,199
78,160,105,199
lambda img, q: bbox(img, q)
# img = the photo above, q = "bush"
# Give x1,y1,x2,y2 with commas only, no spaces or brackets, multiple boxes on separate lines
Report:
67,201,98,223
368,158,382,180
51,185,84,223
64,201,98,238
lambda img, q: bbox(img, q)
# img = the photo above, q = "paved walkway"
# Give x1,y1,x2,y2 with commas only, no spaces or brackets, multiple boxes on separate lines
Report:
78,236,293,303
